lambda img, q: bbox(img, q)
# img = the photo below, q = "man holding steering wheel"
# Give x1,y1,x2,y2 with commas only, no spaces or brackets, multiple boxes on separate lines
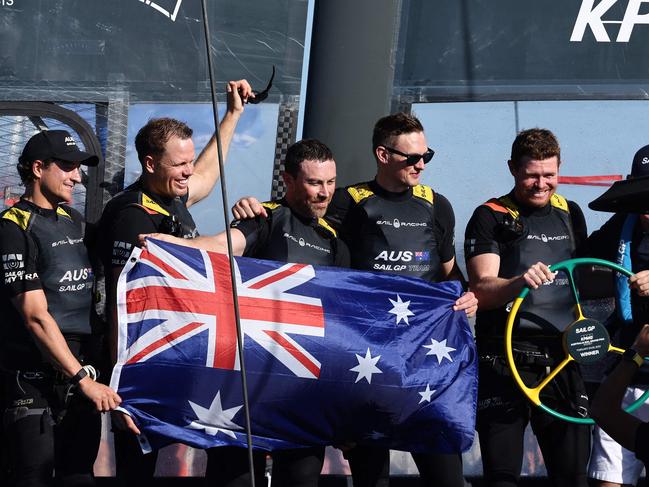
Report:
464,128,589,487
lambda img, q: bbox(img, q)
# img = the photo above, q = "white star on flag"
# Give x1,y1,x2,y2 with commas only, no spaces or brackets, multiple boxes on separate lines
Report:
350,348,383,384
187,391,243,438
418,384,435,404
423,338,456,364
388,294,415,325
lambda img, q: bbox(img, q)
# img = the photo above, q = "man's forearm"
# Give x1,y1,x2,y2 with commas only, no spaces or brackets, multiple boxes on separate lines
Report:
217,110,242,164
471,275,525,310
25,313,84,377
192,111,242,191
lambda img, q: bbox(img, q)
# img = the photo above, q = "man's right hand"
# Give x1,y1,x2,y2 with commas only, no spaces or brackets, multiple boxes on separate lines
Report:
232,197,267,220
629,270,649,297
520,262,556,289
138,232,183,248
78,377,122,413
227,79,253,115
111,410,142,435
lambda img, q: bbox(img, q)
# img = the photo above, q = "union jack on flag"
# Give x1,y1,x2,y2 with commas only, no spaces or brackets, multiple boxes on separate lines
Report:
118,239,324,379
111,239,477,453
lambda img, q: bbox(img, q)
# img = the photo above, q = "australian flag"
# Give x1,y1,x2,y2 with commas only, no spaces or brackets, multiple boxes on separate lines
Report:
110,239,477,453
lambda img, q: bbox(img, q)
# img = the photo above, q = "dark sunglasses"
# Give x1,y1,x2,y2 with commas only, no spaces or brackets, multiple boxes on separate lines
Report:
382,146,435,165
247,65,275,104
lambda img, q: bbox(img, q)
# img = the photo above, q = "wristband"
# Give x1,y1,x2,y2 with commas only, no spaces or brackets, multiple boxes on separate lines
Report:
69,367,88,385
622,349,644,368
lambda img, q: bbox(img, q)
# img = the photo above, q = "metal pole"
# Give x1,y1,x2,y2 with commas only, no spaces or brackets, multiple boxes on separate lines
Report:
200,2,257,485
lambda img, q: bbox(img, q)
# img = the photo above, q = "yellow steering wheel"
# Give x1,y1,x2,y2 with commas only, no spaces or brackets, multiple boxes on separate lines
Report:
505,257,649,424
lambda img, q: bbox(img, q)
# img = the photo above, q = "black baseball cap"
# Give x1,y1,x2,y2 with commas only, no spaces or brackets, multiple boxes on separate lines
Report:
19,130,99,166
630,144,649,178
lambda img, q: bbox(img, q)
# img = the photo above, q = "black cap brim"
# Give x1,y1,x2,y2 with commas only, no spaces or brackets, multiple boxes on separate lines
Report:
589,175,649,213
52,150,99,167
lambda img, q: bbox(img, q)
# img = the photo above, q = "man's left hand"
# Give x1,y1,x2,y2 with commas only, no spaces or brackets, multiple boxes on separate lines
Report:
454,291,478,318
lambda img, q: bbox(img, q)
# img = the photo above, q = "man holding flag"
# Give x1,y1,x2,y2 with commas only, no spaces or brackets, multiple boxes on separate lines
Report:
142,138,348,486
125,124,477,486
97,79,253,485
233,112,477,487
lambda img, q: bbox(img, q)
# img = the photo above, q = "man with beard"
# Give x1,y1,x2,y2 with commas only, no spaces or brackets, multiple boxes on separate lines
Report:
232,112,477,487
142,138,349,486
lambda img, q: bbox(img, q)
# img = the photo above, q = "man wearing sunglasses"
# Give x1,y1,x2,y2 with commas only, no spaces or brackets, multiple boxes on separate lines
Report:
232,112,476,487
325,112,475,487
97,79,254,485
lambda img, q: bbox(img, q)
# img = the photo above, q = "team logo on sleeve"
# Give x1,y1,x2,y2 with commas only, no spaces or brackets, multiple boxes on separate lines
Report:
2,253,24,271
112,241,134,265
2,253,37,284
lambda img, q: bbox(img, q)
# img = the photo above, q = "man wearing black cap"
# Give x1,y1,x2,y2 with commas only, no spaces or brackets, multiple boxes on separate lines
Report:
585,145,649,487
0,130,122,487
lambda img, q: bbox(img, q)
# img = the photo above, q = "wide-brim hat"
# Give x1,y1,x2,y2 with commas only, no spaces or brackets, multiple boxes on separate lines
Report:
589,175,649,213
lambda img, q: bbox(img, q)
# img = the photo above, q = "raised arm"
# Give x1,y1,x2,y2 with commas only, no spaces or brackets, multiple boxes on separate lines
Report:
188,79,253,206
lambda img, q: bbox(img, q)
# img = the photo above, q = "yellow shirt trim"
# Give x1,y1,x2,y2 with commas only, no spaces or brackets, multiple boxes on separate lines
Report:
141,193,170,216
347,184,374,204
56,206,71,219
412,184,434,204
488,193,569,218
2,207,32,231
317,218,337,237
550,194,569,212
261,201,281,210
